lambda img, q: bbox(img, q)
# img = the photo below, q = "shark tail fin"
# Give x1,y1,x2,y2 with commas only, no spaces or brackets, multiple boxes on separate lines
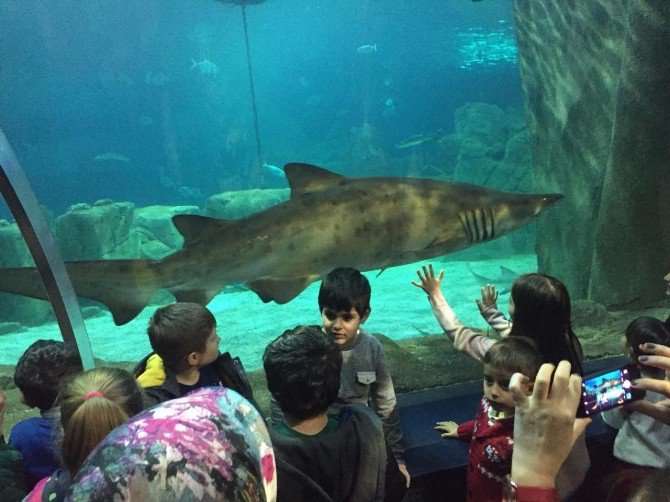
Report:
0,260,160,326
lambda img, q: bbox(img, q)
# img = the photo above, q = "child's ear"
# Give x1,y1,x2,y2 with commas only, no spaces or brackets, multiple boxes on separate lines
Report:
187,352,200,367
360,308,371,324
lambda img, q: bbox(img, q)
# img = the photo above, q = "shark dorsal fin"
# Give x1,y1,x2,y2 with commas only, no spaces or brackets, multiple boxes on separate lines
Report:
172,214,232,248
284,163,348,197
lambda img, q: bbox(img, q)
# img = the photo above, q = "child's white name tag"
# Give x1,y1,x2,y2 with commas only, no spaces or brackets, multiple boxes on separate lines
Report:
357,371,377,385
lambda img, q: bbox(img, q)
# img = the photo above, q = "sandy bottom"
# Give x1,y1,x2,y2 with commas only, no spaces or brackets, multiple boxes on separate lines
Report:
0,254,536,371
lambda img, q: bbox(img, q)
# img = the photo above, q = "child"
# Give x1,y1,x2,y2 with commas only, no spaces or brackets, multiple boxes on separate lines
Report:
66,387,276,501
435,336,542,502
599,317,670,500
320,267,409,487
25,367,144,501
270,267,409,487
264,325,388,501
134,302,255,408
413,264,584,373
10,340,82,489
413,264,588,498
0,389,27,501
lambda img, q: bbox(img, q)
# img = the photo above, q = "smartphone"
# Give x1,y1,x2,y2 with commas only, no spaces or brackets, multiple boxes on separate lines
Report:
576,363,645,417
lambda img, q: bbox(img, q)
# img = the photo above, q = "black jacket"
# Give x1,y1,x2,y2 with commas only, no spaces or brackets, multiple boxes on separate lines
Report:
133,351,257,409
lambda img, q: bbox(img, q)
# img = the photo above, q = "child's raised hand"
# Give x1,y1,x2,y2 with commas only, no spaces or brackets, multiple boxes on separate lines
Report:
434,420,458,438
411,264,444,296
476,284,499,312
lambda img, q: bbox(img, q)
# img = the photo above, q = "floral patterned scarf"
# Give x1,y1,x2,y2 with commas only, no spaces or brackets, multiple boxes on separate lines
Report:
67,387,276,501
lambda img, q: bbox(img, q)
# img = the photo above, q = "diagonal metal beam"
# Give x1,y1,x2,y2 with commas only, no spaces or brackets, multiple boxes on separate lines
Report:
0,129,94,369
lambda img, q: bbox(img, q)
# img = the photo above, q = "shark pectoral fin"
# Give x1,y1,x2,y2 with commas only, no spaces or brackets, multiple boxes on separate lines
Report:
110,301,150,326
172,215,234,248
172,288,221,306
284,163,348,197
246,275,321,304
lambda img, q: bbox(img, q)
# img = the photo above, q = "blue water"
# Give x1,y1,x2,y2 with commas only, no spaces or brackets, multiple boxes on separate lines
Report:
0,0,531,372
0,0,523,216
0,254,536,370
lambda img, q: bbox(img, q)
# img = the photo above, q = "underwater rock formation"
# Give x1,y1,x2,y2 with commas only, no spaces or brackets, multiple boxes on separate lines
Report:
133,205,200,260
56,201,137,260
513,0,670,305
205,188,289,219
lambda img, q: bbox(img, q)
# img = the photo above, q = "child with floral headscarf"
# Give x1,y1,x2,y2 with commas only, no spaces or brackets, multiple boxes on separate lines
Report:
67,387,276,501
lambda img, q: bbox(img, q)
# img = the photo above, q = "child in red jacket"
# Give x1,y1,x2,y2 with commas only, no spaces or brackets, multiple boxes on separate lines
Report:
436,337,541,502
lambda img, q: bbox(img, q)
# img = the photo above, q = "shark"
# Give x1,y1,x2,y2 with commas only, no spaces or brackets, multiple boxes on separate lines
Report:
0,163,562,325
467,263,522,294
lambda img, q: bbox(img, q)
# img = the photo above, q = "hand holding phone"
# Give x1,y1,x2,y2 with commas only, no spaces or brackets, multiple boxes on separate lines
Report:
576,364,645,418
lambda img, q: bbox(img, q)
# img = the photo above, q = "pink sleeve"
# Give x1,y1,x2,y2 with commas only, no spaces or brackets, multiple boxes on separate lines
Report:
479,306,512,337
25,477,50,502
428,290,496,363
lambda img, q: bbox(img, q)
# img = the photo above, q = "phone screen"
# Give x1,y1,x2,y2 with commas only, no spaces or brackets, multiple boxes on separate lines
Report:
577,364,644,417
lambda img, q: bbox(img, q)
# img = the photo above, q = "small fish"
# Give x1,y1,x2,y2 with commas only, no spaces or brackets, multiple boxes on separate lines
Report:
395,132,442,149
190,58,219,76
263,163,285,177
94,153,130,163
357,44,377,54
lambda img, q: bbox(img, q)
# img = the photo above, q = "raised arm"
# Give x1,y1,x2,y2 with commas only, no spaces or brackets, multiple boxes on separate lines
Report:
476,284,512,337
509,361,589,500
412,264,495,362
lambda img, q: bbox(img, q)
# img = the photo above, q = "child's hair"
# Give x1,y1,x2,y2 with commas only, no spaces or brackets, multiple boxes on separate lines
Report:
263,325,342,420
510,273,584,375
318,267,371,315
59,367,144,475
483,336,542,379
625,316,670,362
147,302,216,370
14,340,83,411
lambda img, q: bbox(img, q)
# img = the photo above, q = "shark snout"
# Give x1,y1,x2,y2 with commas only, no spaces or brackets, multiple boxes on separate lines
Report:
533,193,563,215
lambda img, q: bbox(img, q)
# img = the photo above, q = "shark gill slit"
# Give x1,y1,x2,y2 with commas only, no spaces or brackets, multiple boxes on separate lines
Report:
470,210,480,242
459,212,473,244
487,208,496,239
478,208,488,240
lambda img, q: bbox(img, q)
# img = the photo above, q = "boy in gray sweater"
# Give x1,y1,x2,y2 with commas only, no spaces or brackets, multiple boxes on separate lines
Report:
318,267,409,487
269,267,409,487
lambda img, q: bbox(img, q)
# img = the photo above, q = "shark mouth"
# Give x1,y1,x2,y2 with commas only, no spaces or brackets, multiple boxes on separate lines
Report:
459,208,495,245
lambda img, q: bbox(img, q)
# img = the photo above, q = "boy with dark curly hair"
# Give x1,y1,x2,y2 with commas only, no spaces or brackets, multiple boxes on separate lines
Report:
264,325,387,501
11,340,82,489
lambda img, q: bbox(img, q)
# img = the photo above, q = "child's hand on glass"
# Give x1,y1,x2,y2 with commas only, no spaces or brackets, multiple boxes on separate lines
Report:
476,284,499,312
412,264,444,296
435,420,458,438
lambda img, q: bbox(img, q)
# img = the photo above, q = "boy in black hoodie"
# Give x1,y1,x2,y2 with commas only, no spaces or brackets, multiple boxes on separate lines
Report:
134,302,255,408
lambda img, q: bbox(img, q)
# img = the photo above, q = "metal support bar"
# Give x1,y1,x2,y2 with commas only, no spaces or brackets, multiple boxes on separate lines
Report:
0,129,95,370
